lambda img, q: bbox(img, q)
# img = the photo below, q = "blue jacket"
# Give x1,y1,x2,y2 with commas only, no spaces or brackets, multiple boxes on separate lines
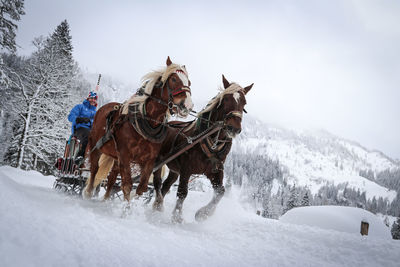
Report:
68,99,97,134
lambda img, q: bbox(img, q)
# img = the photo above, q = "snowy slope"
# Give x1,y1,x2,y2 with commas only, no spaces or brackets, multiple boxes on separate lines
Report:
0,166,399,267
234,116,399,201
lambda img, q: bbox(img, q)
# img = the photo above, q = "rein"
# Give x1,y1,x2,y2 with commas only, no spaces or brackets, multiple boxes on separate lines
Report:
193,97,244,173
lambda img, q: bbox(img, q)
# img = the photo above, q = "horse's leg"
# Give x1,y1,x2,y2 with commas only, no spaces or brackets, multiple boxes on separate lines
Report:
171,172,190,223
83,149,101,198
161,170,179,197
119,156,132,202
136,160,155,196
195,171,225,222
152,168,164,211
104,161,119,200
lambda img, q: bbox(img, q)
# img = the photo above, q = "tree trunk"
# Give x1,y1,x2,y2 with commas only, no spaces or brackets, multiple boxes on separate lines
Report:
17,102,33,168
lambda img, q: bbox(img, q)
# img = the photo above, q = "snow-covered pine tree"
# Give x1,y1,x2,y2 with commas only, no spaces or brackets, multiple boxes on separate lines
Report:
0,0,25,53
283,185,298,214
4,20,81,172
301,191,310,206
0,53,25,163
391,218,400,240
0,0,25,153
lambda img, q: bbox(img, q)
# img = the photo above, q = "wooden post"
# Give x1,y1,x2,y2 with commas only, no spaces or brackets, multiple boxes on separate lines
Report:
256,210,261,216
360,221,369,236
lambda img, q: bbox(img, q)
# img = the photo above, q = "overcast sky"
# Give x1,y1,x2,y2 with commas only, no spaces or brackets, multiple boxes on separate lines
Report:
16,0,400,159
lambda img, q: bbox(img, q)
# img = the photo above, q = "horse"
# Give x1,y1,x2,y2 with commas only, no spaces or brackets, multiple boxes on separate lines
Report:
103,75,252,222
84,57,193,202
154,75,252,222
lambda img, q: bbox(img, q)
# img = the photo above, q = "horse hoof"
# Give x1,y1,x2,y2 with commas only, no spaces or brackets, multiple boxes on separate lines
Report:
171,215,184,224
121,202,132,218
195,206,215,222
152,202,164,212
82,187,92,199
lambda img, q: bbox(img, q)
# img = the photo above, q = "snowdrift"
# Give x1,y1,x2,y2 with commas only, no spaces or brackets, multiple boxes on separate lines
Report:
280,206,391,239
0,166,399,267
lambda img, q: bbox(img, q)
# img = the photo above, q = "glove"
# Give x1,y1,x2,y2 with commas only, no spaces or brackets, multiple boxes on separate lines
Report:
76,117,91,124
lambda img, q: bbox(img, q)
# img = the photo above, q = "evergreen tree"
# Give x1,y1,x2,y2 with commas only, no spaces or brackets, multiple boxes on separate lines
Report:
301,192,310,206
368,196,378,214
391,218,400,240
284,186,298,213
0,0,25,52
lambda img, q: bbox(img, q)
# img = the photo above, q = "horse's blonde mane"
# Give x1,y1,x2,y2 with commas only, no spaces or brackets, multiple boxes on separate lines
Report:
121,63,187,114
197,83,243,117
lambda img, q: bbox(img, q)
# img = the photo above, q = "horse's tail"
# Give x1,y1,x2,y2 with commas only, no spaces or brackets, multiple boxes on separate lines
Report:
93,154,115,188
83,153,114,199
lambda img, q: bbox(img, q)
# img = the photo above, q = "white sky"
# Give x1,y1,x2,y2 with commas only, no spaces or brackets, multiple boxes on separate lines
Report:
16,0,400,159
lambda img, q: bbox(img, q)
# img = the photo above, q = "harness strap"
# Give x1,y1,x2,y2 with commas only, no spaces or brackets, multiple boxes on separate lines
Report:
90,105,124,154
200,136,231,173
128,104,167,143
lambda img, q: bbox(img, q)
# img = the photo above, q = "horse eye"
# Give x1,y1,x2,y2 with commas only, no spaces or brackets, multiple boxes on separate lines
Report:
171,77,177,83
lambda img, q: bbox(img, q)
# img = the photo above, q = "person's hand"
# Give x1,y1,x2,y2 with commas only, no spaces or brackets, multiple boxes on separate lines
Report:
76,117,91,124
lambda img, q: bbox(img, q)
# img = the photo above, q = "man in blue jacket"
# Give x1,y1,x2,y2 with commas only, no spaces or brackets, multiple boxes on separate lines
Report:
68,91,98,164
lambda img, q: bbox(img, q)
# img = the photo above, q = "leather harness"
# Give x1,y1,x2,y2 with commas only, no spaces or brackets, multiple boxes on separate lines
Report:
91,76,189,153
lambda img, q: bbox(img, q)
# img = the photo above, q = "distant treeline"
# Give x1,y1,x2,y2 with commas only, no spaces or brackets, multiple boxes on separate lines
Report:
225,153,400,219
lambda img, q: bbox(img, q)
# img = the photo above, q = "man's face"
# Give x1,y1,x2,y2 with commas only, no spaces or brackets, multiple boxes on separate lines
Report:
88,97,97,106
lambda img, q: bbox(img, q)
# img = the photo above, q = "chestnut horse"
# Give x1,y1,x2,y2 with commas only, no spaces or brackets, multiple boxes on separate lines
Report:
84,57,193,202
103,75,252,222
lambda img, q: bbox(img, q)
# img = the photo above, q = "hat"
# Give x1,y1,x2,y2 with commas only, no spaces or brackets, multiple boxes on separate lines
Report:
87,91,98,100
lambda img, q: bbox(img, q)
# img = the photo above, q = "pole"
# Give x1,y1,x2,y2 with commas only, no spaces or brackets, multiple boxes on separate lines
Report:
95,74,101,92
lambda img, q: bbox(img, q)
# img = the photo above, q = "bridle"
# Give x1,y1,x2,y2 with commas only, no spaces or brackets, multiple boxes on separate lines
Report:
193,91,246,172
194,90,246,152
138,73,191,116
223,110,243,121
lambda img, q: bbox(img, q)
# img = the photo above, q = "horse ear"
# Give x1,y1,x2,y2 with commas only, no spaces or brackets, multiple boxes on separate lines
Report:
166,56,172,66
243,83,253,95
222,74,230,89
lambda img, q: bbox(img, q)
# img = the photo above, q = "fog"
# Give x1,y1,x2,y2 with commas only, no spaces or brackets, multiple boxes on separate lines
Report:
16,0,400,159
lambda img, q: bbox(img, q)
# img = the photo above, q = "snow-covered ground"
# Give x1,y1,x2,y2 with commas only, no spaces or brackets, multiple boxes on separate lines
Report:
280,206,391,239
1,166,399,267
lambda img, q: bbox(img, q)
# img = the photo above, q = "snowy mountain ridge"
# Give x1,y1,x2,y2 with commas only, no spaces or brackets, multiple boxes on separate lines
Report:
233,115,399,201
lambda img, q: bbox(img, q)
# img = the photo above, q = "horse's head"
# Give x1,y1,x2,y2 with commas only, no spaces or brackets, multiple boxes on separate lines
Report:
161,57,193,117
213,75,253,138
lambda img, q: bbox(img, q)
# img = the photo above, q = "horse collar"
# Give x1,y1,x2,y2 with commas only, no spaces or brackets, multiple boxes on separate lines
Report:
200,136,229,173
128,104,167,143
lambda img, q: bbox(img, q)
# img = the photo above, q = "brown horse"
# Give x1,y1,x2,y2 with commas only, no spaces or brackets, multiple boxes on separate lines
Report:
103,75,252,222
154,75,252,222
84,57,193,202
